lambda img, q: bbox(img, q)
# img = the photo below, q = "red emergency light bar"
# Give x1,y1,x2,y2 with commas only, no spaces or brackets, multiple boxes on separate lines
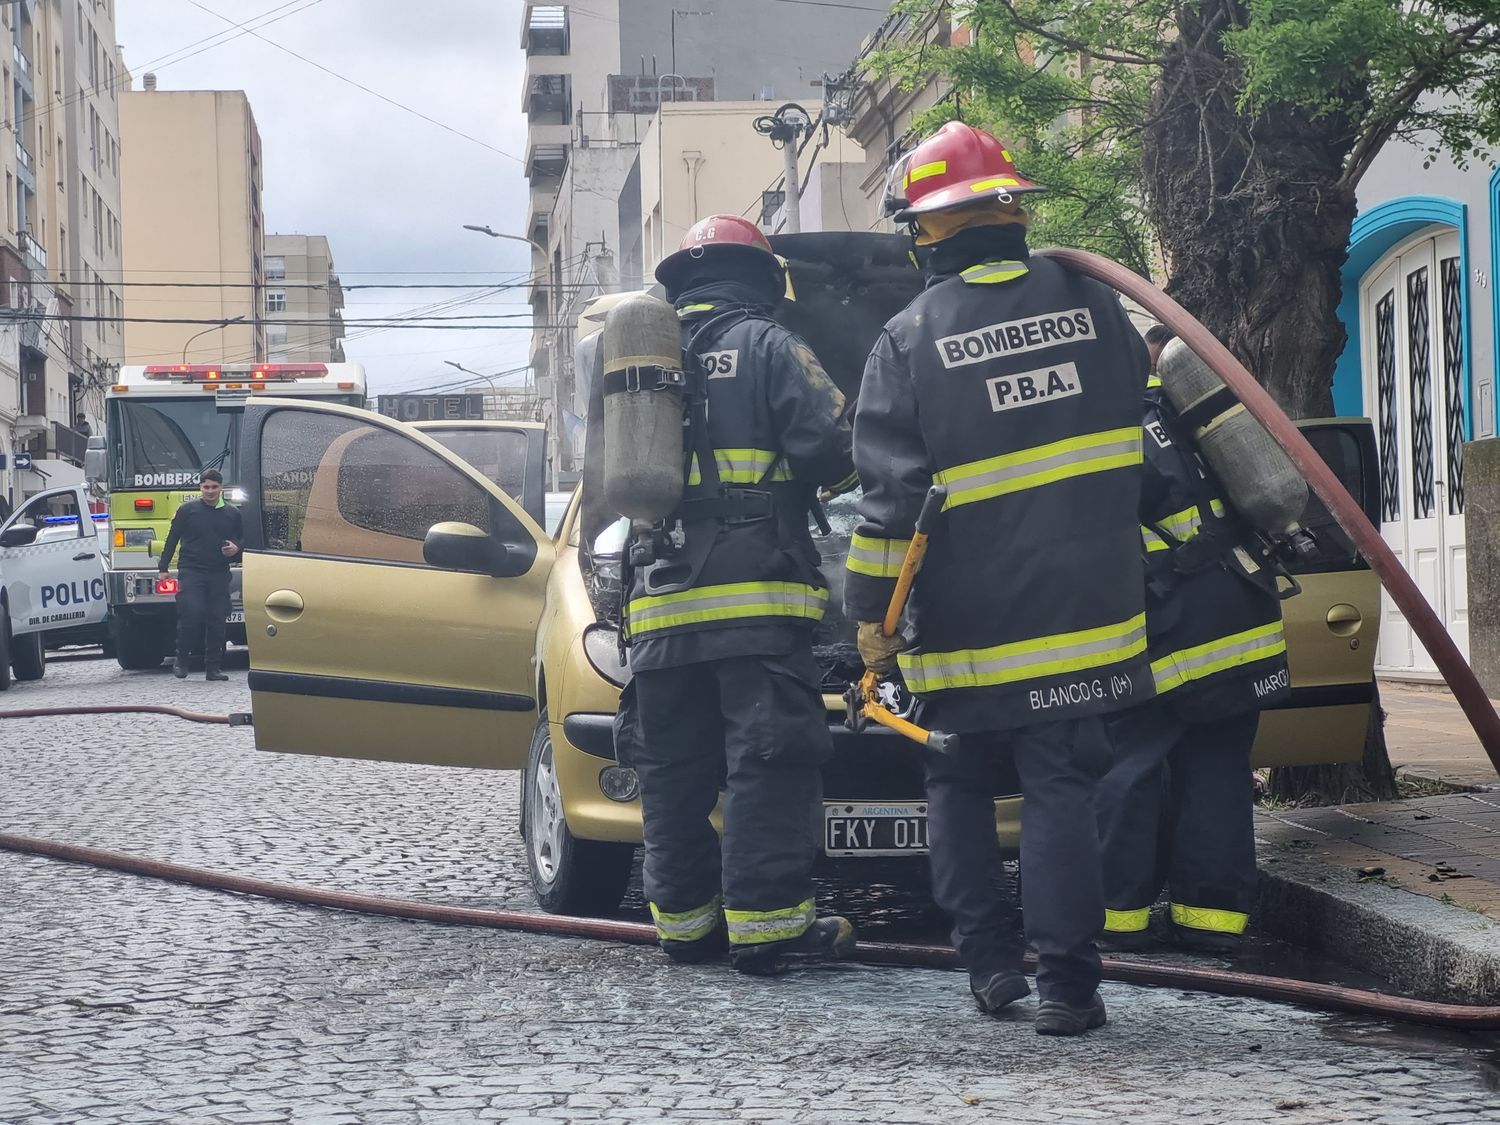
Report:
142,363,331,383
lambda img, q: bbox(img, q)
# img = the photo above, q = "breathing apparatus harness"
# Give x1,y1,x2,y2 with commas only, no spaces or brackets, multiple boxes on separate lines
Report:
1144,397,1304,603
616,305,787,647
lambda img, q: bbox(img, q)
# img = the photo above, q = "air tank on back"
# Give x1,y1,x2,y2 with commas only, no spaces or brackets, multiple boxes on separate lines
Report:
601,293,686,523
1156,337,1308,541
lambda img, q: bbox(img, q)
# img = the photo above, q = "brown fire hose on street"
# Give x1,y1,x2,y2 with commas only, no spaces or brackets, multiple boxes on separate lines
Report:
2,830,1498,1030
0,704,230,724
1037,246,1500,782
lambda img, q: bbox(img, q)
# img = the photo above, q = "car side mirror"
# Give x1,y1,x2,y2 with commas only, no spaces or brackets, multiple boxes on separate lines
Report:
84,447,106,482
0,522,40,548
423,521,509,576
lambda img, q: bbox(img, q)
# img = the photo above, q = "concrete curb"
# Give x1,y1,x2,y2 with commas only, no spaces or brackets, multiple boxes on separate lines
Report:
1256,846,1500,1004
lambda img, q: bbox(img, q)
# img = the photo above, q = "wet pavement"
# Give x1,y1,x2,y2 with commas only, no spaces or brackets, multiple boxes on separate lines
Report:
3,653,1500,1123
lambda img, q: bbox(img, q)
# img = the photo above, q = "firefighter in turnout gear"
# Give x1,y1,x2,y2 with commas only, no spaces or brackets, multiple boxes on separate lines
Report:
847,122,1152,1036
1096,346,1290,954
618,215,858,975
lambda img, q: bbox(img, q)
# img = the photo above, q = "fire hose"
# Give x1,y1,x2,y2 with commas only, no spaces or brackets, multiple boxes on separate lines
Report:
1036,246,1500,782
0,829,1497,1030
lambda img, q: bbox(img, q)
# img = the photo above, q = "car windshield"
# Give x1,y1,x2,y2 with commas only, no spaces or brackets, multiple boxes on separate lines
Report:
108,397,239,490
423,427,530,506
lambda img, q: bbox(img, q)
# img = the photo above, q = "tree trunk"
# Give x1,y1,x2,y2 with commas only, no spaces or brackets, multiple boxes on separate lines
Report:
1143,1,1398,804
1142,1,1358,419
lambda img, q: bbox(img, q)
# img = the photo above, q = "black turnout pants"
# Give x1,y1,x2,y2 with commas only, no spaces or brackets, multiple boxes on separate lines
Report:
1098,703,1260,934
628,650,831,946
925,717,1112,1005
175,567,230,665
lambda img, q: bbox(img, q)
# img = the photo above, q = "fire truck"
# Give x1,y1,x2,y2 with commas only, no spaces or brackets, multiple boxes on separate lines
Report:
96,362,367,669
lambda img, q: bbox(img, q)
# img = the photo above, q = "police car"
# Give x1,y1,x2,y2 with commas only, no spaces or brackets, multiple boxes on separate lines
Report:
0,484,109,687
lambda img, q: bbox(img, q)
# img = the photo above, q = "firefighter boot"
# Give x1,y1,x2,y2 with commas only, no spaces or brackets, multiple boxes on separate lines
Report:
661,925,729,965
970,969,1031,1015
1035,992,1108,1037
205,664,229,682
172,660,188,679
731,916,857,976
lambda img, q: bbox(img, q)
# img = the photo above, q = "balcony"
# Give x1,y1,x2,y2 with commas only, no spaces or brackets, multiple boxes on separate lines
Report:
525,73,571,124
525,140,569,182
51,420,86,465
523,5,568,55
14,139,34,189
19,230,45,272
11,43,31,96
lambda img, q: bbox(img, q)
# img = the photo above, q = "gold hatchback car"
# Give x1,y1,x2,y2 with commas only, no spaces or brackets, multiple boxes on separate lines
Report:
237,234,1382,917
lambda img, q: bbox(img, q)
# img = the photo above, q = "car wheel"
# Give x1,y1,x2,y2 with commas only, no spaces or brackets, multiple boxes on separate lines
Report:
114,613,168,671
0,610,12,692
523,710,634,916
11,631,45,681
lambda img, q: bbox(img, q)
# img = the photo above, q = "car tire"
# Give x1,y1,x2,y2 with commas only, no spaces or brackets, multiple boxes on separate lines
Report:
522,709,634,916
114,613,167,671
11,631,45,681
0,609,12,692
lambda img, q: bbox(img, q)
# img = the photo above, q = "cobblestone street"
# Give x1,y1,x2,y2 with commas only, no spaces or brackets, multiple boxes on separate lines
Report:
4,655,1500,1124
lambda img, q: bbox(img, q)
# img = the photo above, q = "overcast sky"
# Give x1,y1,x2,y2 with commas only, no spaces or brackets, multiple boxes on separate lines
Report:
115,0,537,397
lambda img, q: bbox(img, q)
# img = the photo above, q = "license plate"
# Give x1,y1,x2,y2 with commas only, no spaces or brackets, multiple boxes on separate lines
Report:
226,610,244,623
824,802,928,857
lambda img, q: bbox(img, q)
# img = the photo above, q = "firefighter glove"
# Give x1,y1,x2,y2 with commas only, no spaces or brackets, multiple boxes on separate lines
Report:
857,620,907,675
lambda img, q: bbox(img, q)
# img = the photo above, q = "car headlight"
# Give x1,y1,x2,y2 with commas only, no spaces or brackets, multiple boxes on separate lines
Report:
582,624,631,688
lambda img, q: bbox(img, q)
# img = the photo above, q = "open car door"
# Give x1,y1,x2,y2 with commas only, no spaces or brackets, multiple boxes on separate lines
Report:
237,399,554,768
1252,419,1382,766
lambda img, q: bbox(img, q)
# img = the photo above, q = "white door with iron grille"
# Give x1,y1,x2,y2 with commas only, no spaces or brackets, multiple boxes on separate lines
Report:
1360,229,1468,676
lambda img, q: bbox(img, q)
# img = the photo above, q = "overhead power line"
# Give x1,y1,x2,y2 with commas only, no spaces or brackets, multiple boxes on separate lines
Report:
185,0,524,163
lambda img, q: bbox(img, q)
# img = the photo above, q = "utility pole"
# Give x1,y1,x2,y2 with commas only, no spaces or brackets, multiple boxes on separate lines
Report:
754,103,813,234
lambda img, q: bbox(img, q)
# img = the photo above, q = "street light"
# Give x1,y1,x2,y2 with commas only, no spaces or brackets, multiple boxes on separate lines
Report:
464,223,561,489
444,359,499,416
181,315,246,364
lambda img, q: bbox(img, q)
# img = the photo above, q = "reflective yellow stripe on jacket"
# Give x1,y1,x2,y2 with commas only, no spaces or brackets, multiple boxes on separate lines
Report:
1142,499,1226,553
724,898,815,945
627,580,828,636
935,427,1143,511
899,613,1148,694
846,531,913,579
960,260,1029,285
686,448,794,485
1151,620,1286,695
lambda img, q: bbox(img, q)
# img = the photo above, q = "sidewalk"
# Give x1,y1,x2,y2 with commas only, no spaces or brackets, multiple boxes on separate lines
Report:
1251,687,1500,997
1380,684,1500,790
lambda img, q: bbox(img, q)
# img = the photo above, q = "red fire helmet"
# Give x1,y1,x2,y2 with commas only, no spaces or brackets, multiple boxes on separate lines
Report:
886,122,1043,223
655,214,783,291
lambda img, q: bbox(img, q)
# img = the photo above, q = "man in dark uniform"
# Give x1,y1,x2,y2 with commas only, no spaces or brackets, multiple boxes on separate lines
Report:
847,122,1152,1035
1097,340,1290,953
611,215,858,975
158,468,242,681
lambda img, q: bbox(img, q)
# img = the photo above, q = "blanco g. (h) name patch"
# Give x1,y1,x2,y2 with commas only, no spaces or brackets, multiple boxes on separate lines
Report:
701,349,739,379
937,307,1095,369
986,361,1082,413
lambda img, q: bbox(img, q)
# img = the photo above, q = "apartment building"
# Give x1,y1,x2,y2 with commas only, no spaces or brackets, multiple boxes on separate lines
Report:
119,79,265,369
265,234,345,363
519,1,891,472
0,0,125,510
